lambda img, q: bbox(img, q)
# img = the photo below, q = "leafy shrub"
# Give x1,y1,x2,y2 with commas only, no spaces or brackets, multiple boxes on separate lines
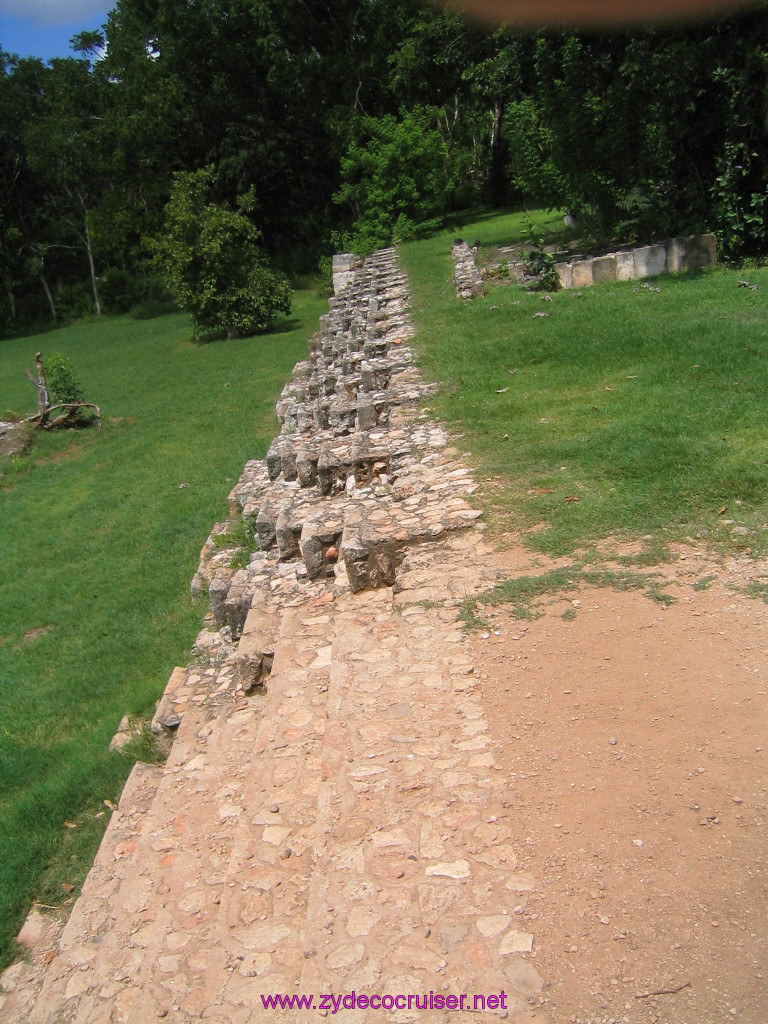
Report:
46,353,84,404
520,216,560,291
152,167,292,340
335,106,459,253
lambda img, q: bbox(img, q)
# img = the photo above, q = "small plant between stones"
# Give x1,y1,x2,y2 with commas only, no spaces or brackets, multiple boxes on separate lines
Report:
519,216,560,292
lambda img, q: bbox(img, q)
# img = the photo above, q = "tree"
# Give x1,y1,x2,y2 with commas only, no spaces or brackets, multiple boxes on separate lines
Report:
23,48,112,316
335,106,460,252
152,166,292,339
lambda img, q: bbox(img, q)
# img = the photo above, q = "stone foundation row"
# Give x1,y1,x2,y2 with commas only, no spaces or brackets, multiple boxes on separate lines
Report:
192,246,480,637
555,232,716,289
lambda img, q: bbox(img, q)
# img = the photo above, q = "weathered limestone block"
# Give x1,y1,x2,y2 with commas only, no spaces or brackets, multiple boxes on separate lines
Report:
296,404,314,433
300,514,344,581
311,399,329,431
571,259,593,289
340,528,398,593
255,498,278,550
296,444,318,488
666,236,688,274
332,253,357,295
364,337,388,360
688,233,717,271
151,666,189,736
317,443,339,496
266,437,285,480
371,392,389,426
228,459,269,515
591,255,617,284
633,242,667,279
223,569,254,639
280,441,298,482
451,241,485,300
356,394,377,431
372,361,392,391
668,233,717,273
0,421,32,459
234,605,279,692
360,360,375,393
208,572,233,626
615,250,635,281
275,502,303,561
329,396,356,434
555,262,573,289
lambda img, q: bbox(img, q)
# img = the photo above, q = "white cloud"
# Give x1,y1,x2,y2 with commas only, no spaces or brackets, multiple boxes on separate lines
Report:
0,0,112,27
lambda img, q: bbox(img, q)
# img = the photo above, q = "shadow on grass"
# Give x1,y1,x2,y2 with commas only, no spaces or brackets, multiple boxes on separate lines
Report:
192,317,302,345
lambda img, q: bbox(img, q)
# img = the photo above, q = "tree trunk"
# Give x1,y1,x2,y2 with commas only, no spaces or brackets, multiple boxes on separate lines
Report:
487,99,508,206
39,274,57,320
6,286,15,320
83,211,102,316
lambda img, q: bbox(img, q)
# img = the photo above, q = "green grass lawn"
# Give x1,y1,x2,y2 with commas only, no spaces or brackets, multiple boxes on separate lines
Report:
401,209,768,557
0,293,326,969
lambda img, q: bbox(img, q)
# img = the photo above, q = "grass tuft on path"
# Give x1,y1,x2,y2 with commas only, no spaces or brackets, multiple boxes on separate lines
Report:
401,209,768,557
0,294,325,969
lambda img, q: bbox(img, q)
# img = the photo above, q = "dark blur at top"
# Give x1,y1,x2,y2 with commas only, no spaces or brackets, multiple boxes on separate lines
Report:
432,0,761,29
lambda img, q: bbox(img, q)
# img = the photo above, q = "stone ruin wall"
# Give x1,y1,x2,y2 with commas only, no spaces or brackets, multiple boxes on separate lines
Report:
555,233,717,289
450,232,717,298
133,246,483,744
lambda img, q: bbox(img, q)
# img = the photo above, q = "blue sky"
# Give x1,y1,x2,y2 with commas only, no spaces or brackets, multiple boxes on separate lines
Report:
0,0,114,62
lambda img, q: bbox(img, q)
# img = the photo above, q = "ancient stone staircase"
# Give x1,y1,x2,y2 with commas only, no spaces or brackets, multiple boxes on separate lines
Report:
1,249,546,1024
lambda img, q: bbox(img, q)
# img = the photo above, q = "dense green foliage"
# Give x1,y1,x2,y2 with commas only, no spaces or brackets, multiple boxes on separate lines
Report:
45,352,83,403
152,167,292,338
2,1,768,329
401,210,768,556
508,22,768,253
0,290,326,970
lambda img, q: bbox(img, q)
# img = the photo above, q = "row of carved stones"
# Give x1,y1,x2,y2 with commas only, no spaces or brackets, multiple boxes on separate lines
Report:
451,241,485,300
556,233,717,289
196,249,475,616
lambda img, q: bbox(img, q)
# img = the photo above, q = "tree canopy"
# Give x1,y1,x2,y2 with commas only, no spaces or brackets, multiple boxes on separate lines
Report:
2,0,768,330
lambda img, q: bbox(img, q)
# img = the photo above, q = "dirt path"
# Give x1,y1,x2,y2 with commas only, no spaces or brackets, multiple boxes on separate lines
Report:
469,537,768,1024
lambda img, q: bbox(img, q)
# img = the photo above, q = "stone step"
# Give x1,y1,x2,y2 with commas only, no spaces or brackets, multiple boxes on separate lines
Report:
29,663,240,1024
295,540,544,1021
0,761,163,1024
28,603,338,1024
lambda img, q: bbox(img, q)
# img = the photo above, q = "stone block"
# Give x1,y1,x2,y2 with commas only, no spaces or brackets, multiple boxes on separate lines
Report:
151,666,188,735
275,503,302,561
555,262,572,289
571,259,593,289
591,255,617,284
341,538,398,593
234,606,279,692
255,500,278,550
685,233,717,272
208,573,231,625
615,250,635,281
633,242,667,279
356,395,377,431
280,443,297,482
266,437,285,480
296,446,317,488
332,254,357,296
666,236,688,274
332,253,356,274
300,516,344,581
224,569,254,638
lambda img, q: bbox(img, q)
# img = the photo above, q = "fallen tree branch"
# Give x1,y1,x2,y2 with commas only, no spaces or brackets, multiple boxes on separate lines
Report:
22,402,101,429
635,980,692,999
